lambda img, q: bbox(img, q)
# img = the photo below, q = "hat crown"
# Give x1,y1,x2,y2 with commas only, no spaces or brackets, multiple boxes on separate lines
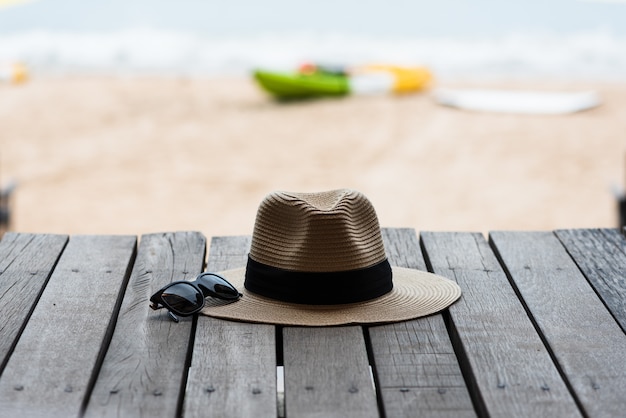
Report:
249,189,387,272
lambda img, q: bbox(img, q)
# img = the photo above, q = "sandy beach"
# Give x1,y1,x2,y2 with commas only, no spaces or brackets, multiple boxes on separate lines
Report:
1,75,625,241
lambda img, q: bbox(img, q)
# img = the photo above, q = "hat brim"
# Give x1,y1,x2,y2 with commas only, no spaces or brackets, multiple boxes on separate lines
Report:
200,267,461,326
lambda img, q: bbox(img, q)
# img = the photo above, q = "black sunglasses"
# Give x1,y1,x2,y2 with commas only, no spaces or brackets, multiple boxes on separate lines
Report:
150,272,242,322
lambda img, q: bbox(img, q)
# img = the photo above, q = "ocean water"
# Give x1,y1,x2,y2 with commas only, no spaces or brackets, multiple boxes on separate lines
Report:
1,0,625,80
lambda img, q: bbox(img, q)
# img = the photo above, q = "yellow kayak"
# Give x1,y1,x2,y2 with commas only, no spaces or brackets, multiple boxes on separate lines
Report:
0,62,29,84
353,65,433,94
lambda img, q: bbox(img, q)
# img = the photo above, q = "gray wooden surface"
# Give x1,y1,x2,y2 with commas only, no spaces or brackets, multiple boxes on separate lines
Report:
0,228,624,417
184,235,277,418
422,232,581,418
0,233,68,372
84,232,206,418
284,326,378,418
370,229,475,418
0,235,136,417
554,228,626,333
490,230,626,418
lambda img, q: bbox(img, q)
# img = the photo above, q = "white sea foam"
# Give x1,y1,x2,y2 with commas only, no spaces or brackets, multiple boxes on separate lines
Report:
1,27,625,80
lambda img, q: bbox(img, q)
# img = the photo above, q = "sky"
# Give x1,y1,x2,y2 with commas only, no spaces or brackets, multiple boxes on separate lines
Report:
1,0,624,78
0,0,625,37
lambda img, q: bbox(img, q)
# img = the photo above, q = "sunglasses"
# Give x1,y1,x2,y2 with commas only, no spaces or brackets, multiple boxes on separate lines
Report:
150,272,242,322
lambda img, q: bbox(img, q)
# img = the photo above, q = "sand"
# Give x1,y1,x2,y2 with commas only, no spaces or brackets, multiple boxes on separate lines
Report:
1,75,625,241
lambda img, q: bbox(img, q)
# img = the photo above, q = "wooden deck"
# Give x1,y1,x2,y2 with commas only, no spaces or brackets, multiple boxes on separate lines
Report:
0,228,625,417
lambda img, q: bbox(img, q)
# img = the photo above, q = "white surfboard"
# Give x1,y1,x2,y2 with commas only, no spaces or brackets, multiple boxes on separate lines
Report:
433,88,601,115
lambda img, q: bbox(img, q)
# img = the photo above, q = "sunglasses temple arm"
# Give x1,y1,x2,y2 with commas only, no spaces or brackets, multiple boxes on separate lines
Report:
167,311,180,323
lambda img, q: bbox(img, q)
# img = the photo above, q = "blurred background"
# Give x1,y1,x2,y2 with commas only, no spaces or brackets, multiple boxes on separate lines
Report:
1,0,625,79
1,0,625,239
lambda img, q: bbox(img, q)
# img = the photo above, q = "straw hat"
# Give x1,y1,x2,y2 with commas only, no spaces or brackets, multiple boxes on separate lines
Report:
201,189,461,326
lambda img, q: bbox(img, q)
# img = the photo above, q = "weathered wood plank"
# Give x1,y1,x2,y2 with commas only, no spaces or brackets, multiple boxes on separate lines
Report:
278,230,404,418
422,232,582,417
0,235,136,418
200,235,250,272
380,227,428,271
369,228,475,418
84,232,206,418
490,231,626,418
0,233,68,373
184,235,277,418
554,228,626,333
283,326,379,418
369,321,475,418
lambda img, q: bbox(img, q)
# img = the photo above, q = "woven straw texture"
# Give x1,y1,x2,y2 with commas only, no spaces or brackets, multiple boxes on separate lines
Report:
249,189,387,272
200,189,462,326
202,266,462,326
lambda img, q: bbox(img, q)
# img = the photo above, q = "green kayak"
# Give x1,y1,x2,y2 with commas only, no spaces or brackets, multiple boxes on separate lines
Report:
253,70,350,99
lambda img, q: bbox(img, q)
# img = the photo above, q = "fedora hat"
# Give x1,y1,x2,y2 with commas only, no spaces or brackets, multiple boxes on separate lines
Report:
201,189,461,326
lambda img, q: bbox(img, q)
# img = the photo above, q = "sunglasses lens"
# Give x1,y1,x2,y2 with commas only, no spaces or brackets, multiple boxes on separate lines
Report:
161,282,203,314
196,273,240,300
